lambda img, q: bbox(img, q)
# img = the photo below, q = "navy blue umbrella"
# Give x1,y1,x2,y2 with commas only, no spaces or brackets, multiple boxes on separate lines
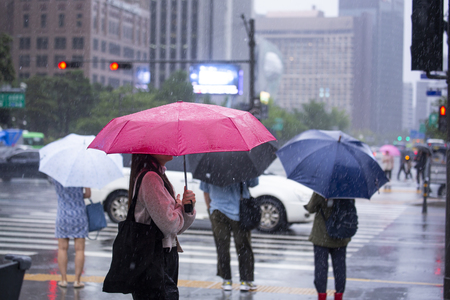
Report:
276,130,388,199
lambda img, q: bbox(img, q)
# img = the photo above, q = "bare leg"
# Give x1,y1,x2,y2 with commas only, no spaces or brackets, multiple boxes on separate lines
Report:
74,238,85,287
58,238,69,286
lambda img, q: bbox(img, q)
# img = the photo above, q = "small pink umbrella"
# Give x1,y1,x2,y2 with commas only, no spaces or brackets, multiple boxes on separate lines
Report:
88,101,276,211
379,144,401,156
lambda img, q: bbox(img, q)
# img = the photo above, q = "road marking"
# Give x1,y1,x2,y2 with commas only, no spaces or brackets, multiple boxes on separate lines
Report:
23,274,442,295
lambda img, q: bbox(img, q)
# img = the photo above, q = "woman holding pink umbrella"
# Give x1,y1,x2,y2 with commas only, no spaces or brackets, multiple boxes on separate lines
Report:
129,153,196,300
382,150,394,189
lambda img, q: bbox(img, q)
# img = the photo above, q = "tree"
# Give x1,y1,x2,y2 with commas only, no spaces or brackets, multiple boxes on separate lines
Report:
298,100,349,131
155,70,195,103
12,71,94,138
0,33,15,84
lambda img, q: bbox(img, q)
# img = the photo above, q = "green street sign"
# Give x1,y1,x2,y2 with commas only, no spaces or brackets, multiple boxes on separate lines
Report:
0,92,25,108
429,113,438,128
419,123,426,133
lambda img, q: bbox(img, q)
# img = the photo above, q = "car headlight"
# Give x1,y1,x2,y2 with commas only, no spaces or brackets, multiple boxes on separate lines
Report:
294,188,311,202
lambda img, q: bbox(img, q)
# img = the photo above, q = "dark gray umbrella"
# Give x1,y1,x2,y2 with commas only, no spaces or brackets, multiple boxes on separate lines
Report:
187,142,277,187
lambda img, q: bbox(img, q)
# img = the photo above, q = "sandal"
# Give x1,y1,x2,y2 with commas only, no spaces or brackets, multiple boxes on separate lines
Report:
57,281,68,288
73,282,85,288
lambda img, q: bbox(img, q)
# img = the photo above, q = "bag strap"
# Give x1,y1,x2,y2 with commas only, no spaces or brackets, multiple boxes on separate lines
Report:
126,170,149,222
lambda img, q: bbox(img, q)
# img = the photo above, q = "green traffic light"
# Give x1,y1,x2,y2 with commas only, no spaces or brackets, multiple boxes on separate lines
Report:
406,136,410,141
397,136,402,141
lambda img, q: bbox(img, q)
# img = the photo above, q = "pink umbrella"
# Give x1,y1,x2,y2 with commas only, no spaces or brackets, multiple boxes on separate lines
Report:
379,144,401,156
88,101,275,155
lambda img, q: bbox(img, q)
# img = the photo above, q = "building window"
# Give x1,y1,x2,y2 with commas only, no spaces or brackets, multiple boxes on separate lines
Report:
36,37,48,50
19,55,30,68
76,13,82,27
41,14,47,28
23,14,29,28
58,14,65,28
54,37,66,49
123,47,134,59
72,37,84,50
19,73,30,79
101,41,106,52
54,55,65,68
101,58,106,70
19,38,31,50
108,21,119,36
36,55,48,68
108,78,120,88
93,56,98,69
123,25,133,40
108,43,120,56
93,74,98,83
93,39,98,51
100,76,105,84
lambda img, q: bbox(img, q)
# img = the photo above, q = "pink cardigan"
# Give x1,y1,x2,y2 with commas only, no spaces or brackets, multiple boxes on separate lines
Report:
134,171,196,252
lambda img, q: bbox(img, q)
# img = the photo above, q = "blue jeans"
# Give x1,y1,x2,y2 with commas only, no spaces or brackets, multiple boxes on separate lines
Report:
313,245,346,293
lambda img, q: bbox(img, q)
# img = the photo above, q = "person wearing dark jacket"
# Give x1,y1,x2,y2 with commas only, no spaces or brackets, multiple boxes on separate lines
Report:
305,192,353,300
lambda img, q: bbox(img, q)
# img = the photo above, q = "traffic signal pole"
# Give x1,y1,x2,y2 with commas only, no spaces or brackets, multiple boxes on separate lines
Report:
445,0,450,297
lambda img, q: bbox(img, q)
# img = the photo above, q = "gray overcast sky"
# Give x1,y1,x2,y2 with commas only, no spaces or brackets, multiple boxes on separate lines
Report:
253,0,447,85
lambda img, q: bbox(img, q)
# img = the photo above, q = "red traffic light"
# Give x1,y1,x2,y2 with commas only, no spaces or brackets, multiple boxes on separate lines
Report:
440,105,446,116
109,62,132,70
58,61,67,69
110,62,119,71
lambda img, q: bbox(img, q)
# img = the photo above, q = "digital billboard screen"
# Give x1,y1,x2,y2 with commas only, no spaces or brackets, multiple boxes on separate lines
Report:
189,64,243,95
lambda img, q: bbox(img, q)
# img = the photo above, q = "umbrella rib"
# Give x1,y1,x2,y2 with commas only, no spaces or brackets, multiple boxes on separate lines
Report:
108,120,132,153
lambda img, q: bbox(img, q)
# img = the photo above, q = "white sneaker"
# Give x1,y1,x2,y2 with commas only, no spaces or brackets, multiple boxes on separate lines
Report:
222,280,232,291
240,281,257,292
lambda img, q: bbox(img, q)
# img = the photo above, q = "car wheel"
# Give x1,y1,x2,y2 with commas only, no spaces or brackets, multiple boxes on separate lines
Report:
105,191,129,223
438,184,446,198
257,196,287,233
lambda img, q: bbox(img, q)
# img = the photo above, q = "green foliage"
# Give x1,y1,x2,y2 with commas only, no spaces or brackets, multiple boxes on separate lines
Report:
155,70,195,103
0,33,15,84
12,71,93,138
262,99,350,144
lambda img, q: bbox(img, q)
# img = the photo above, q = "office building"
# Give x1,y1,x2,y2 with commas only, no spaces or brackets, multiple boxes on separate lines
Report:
340,0,404,135
149,0,252,105
255,11,364,125
402,82,414,131
0,0,150,88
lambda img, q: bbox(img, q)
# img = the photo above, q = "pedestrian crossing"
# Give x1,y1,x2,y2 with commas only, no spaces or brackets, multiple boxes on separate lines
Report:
0,201,407,273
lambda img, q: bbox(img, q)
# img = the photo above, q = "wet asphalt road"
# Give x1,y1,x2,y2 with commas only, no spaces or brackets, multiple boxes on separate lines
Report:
0,176,446,300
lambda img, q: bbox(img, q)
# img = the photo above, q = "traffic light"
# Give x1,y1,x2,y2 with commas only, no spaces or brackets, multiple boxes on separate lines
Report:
411,0,444,71
397,136,402,142
109,62,132,70
438,105,447,133
58,61,82,69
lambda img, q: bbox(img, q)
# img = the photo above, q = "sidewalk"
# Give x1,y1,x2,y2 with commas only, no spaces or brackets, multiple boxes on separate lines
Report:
16,182,446,300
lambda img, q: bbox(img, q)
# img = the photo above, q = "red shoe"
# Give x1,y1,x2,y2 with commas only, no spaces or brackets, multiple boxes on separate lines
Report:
318,293,327,300
335,293,343,300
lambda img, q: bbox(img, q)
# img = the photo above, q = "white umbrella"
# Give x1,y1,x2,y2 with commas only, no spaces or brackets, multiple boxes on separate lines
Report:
39,134,124,188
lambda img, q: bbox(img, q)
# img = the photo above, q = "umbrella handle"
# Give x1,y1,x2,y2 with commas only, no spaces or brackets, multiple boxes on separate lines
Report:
184,155,193,213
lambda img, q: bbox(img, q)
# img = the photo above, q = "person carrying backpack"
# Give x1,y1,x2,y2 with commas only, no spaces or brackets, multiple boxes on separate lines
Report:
304,192,358,300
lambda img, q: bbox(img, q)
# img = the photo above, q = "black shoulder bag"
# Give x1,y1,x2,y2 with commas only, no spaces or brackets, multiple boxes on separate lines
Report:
239,182,261,231
103,171,165,294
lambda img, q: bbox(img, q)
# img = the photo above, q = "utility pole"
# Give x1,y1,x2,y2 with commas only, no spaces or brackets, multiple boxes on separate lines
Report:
241,15,260,118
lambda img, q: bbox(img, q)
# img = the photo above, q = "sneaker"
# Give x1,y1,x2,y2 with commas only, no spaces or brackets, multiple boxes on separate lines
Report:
240,281,257,292
222,280,232,291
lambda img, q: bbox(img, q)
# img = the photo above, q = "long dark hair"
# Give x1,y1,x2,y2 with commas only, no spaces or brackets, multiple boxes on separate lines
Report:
128,154,175,208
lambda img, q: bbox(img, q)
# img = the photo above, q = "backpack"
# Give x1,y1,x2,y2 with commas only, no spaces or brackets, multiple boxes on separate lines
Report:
320,199,358,239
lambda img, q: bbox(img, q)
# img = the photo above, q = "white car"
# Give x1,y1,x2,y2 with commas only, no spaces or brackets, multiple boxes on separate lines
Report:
91,158,314,233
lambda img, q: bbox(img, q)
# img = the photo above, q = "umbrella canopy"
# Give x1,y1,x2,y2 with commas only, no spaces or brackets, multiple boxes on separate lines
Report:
379,144,401,156
276,130,388,199
39,134,124,188
88,101,276,156
187,141,277,187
